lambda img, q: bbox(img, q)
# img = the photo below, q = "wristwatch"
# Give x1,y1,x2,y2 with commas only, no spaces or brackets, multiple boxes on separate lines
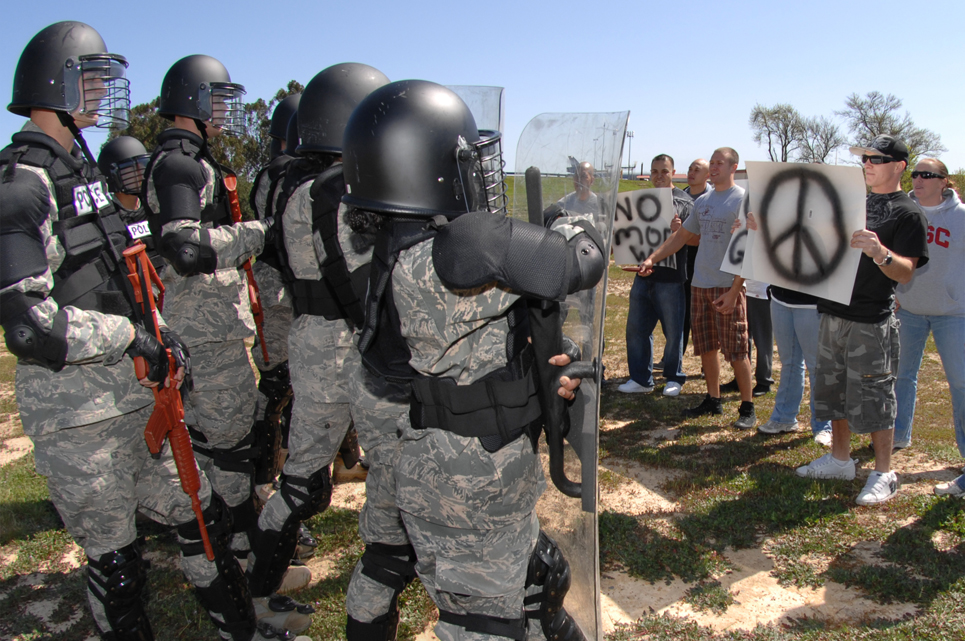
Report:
874,250,893,266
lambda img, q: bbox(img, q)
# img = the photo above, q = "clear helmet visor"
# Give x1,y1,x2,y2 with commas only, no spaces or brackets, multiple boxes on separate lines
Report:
198,82,246,137
110,154,150,195
64,54,130,129
455,130,508,215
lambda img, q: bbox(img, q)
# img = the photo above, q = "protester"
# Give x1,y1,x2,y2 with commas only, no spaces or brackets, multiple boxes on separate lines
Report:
620,154,692,396
637,148,756,429
890,159,965,495
796,135,928,506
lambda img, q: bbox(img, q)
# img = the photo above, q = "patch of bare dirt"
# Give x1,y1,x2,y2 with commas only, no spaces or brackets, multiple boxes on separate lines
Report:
0,435,32,465
599,459,682,515
596,456,919,634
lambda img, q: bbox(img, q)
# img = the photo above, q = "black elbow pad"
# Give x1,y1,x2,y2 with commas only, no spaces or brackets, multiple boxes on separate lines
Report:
160,228,217,276
433,212,571,301
3,308,69,371
564,221,606,294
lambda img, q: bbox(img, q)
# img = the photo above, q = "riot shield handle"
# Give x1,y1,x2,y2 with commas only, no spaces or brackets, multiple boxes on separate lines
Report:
525,166,581,498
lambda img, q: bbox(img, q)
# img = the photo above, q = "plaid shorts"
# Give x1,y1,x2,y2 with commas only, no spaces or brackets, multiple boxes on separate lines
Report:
690,286,748,362
814,313,899,434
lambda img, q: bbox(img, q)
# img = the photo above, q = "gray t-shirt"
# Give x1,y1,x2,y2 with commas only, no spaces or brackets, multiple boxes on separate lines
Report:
558,191,601,216
682,185,745,289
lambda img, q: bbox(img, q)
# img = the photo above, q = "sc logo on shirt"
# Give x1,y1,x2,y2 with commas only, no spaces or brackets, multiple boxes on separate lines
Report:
72,182,110,215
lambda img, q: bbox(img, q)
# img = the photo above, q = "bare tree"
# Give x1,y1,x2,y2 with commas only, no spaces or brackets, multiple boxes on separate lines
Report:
837,91,946,158
749,103,801,162
794,115,847,164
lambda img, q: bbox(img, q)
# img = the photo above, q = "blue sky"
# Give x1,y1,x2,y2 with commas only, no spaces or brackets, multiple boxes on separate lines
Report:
3,0,962,174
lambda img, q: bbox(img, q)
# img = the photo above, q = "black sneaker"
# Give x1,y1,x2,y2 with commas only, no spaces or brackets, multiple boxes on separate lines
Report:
683,394,723,417
719,379,740,393
734,401,756,429
752,383,771,397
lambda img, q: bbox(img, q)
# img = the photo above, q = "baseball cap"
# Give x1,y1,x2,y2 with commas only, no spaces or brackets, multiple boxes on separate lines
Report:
849,135,909,162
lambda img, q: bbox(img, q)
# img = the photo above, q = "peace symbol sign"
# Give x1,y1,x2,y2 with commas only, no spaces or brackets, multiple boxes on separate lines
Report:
759,167,847,285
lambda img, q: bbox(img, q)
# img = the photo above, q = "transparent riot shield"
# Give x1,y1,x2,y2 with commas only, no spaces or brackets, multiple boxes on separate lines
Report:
445,85,505,133
514,112,628,640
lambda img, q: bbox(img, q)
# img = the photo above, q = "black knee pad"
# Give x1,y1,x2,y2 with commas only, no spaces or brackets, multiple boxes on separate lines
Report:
87,542,153,640
359,542,416,594
524,530,585,641
190,427,260,477
246,469,332,598
178,496,257,640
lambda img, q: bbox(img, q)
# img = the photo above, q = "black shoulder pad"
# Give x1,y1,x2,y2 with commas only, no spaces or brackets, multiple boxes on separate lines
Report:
0,166,52,229
433,211,570,301
152,153,206,226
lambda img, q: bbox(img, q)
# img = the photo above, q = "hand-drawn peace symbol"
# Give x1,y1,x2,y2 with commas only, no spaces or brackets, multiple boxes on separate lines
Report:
636,192,662,223
759,167,847,285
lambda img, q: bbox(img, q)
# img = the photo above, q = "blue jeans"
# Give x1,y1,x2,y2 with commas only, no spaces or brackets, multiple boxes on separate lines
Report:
894,308,965,455
770,299,830,434
626,277,686,386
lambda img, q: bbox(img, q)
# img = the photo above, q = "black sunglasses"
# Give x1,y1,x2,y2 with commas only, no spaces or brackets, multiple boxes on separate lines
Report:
911,171,946,180
861,154,899,165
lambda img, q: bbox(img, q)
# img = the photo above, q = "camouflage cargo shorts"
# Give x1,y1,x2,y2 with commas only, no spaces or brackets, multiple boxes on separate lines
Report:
814,313,900,434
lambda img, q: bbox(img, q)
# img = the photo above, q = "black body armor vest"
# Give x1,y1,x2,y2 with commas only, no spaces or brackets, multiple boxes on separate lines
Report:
357,218,540,452
250,153,294,271
274,161,367,323
0,132,136,319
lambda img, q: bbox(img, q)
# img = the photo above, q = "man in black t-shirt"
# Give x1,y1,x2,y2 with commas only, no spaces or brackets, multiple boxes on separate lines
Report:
796,135,928,506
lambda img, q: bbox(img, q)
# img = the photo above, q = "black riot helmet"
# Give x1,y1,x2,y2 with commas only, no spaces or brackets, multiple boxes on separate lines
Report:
98,136,149,195
270,94,301,140
285,112,300,157
269,93,300,157
342,80,507,218
9,21,130,129
158,55,246,136
296,63,390,155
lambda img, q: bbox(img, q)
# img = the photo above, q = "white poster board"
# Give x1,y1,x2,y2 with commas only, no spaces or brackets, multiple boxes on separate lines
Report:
719,179,750,276
611,187,676,266
739,161,866,305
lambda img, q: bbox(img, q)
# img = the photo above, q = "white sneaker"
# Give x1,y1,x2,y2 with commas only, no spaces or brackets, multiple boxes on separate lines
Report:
856,471,899,505
813,430,833,447
758,419,799,434
617,380,654,394
935,478,965,497
795,453,856,480
663,381,682,397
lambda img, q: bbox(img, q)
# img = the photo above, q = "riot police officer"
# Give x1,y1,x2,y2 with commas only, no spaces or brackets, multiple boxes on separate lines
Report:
343,80,596,640
141,54,311,637
245,62,390,605
247,94,299,508
0,22,309,641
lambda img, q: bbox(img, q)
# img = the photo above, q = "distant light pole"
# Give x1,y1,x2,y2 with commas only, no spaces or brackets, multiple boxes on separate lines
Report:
626,131,634,179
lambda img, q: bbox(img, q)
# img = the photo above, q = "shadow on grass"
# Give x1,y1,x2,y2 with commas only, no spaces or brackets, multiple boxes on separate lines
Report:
0,563,92,640
827,497,965,607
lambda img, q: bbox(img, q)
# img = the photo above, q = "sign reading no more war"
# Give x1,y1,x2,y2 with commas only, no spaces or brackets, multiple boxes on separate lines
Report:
611,187,676,267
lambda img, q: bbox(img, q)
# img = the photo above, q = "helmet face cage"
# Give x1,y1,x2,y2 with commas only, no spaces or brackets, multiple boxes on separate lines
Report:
455,131,507,215
198,82,246,136
109,154,149,195
63,54,130,129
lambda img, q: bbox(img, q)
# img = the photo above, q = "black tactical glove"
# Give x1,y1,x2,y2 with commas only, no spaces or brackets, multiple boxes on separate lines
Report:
561,336,582,363
161,329,190,375
261,216,277,248
126,325,167,383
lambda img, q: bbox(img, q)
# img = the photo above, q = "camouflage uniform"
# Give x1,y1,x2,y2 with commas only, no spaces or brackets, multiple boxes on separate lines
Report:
144,128,267,519
389,236,546,641
1,121,218,637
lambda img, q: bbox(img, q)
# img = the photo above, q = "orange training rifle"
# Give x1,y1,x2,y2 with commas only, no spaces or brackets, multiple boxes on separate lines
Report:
123,242,214,561
223,174,269,365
